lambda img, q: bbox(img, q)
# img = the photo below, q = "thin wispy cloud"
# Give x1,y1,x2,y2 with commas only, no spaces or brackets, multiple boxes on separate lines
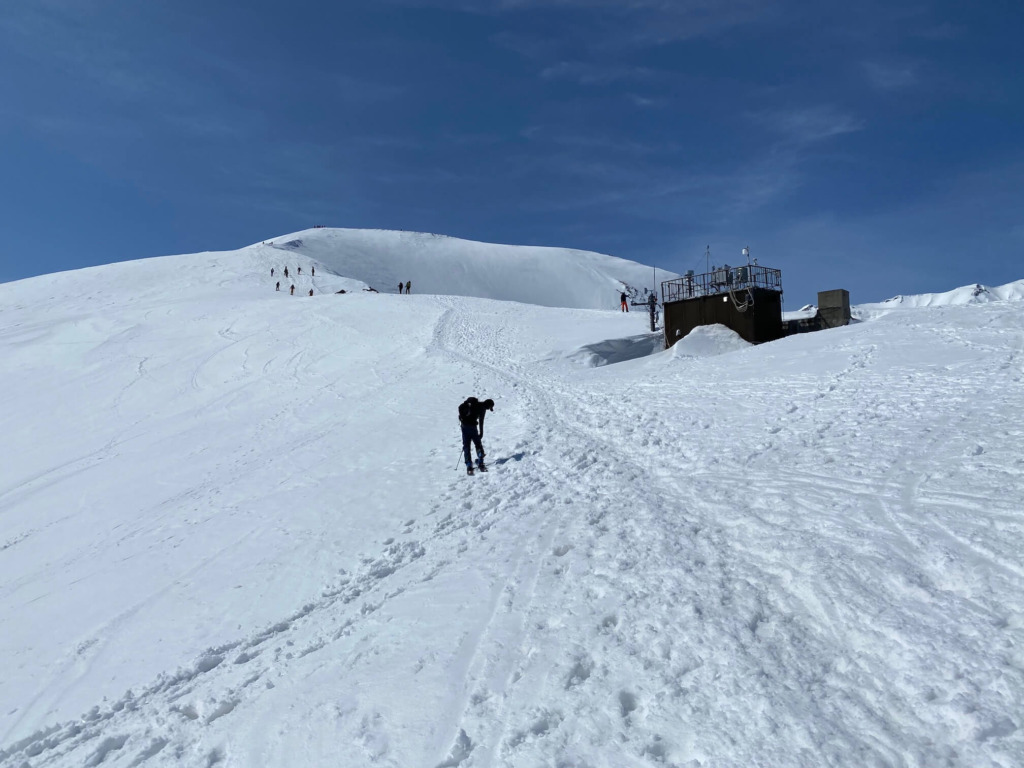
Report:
540,61,656,85
392,0,770,45
333,73,407,103
862,61,919,91
913,22,963,40
500,131,799,229
520,125,678,155
627,93,668,108
750,106,865,144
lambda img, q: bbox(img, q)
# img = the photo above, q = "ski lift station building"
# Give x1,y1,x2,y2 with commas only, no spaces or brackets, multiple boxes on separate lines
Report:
661,264,786,347
660,261,852,348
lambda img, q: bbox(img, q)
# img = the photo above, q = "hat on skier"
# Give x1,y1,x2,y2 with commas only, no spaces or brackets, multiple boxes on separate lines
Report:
483,399,494,411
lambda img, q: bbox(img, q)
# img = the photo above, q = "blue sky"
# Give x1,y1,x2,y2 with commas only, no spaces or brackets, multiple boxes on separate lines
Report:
1,0,1021,303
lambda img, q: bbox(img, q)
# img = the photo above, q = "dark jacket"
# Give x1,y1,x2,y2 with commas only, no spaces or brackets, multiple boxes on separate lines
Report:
458,398,493,433
459,398,484,428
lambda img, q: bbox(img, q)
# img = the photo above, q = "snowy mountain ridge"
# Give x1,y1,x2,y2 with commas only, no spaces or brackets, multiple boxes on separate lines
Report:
251,227,671,309
866,279,1024,308
789,280,1024,321
0,227,670,316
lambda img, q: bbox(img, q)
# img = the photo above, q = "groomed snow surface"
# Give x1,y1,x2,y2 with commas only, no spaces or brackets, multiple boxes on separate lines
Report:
1,229,1022,767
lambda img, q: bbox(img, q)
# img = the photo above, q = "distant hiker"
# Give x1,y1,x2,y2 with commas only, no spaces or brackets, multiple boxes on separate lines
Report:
284,267,289,278
398,282,403,294
271,267,274,276
298,267,302,275
276,281,280,291
459,397,494,475
620,292,629,312
290,284,295,295
311,266,315,277
309,288,314,296
405,280,411,295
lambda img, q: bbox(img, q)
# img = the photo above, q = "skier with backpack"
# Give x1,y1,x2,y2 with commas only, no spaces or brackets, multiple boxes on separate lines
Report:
458,397,494,475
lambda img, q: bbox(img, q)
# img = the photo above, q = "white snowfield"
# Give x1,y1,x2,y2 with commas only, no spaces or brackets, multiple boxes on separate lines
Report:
0,230,1022,767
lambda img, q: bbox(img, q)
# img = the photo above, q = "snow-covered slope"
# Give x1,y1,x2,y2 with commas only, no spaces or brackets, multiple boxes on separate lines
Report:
1,241,1023,767
257,228,668,308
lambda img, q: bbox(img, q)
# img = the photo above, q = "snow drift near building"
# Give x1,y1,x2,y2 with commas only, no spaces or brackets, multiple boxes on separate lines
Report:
669,323,752,359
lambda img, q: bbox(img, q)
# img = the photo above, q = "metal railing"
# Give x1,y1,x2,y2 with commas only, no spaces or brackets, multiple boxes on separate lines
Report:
661,265,782,303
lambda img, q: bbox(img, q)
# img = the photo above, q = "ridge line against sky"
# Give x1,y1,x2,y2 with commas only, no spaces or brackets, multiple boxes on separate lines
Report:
0,0,1021,303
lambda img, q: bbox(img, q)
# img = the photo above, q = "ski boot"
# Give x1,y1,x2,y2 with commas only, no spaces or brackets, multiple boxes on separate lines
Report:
466,465,475,476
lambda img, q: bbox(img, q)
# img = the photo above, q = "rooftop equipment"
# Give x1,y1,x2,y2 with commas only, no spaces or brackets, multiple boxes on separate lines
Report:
661,248,784,347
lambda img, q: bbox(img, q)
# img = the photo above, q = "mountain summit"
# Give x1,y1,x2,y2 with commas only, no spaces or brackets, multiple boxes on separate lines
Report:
254,228,669,308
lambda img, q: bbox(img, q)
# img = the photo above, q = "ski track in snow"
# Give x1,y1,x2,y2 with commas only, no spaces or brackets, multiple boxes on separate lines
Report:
1,251,1023,766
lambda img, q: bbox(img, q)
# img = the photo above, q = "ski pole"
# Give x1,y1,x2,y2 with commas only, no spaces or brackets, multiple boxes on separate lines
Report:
455,449,463,471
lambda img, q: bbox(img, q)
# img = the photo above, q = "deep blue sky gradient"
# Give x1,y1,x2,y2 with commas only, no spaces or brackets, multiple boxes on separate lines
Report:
1,0,1022,303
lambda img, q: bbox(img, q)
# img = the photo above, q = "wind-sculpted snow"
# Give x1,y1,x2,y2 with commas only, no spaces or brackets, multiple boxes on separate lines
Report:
556,331,665,368
0,252,1023,766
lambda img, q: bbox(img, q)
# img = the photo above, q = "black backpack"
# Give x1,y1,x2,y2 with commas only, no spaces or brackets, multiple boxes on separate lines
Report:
458,398,478,424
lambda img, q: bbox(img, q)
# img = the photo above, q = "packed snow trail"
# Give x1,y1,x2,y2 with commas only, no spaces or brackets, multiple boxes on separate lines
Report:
411,296,1024,767
1,239,1022,766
